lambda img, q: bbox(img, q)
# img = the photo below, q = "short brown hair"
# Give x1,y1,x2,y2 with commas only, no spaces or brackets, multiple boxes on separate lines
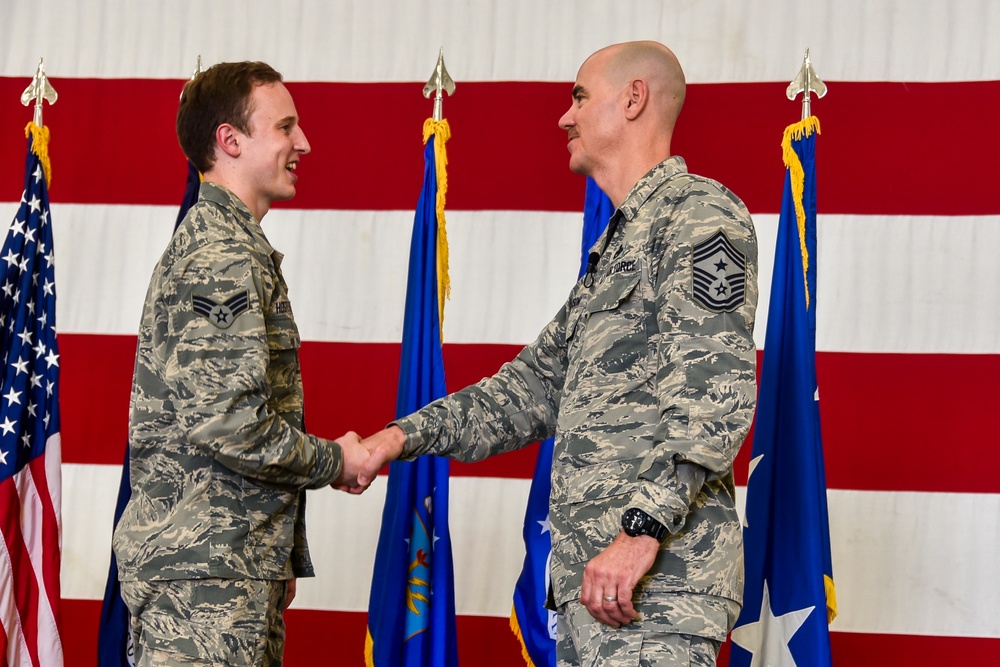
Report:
176,61,283,173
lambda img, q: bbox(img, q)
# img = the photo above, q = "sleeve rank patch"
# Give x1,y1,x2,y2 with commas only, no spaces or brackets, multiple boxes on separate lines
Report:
192,291,251,329
692,230,747,313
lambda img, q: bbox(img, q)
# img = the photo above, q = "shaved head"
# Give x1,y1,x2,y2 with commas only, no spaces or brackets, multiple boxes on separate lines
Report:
587,41,686,130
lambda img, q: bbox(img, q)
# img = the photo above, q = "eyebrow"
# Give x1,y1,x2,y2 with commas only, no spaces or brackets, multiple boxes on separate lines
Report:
276,115,297,126
572,85,585,98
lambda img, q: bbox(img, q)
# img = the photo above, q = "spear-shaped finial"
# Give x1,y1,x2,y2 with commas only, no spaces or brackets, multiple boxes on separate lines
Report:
20,58,58,127
786,49,827,120
422,48,455,121
181,55,204,99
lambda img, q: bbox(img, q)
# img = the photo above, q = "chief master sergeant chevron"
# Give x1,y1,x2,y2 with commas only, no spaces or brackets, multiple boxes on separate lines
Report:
113,61,370,666
358,41,758,666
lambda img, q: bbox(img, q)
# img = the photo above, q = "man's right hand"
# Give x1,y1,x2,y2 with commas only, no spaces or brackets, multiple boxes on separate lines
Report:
356,426,406,486
331,431,369,494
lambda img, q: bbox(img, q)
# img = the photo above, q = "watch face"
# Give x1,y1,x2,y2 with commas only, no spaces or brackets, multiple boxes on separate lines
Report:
624,508,646,533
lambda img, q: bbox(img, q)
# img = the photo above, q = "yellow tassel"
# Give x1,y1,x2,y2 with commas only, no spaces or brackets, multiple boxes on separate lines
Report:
780,116,820,310
24,122,52,187
422,118,451,334
509,605,539,667
824,574,838,624
364,628,375,667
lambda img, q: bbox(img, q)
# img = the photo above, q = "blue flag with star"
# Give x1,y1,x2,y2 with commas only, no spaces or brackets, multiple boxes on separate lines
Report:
509,177,613,666
366,119,458,667
97,159,200,667
729,116,836,667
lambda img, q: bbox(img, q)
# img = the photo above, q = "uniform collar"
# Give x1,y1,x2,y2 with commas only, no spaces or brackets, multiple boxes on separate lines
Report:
198,181,278,259
617,155,688,223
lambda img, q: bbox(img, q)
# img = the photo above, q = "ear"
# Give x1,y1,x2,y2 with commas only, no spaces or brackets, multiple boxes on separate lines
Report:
216,123,242,159
624,78,648,120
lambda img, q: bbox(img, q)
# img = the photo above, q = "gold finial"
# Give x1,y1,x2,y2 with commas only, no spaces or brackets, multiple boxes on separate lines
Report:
787,49,827,120
20,58,58,127
422,48,456,121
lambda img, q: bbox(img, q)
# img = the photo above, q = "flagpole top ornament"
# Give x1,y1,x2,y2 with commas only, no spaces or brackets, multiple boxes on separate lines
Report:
20,58,58,128
422,48,455,121
181,55,204,99
786,49,827,120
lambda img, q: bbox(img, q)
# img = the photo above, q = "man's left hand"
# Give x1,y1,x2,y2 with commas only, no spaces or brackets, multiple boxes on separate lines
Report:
579,532,660,627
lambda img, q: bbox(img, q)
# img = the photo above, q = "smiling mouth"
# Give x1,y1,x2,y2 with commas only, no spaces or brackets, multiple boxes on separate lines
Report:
286,162,298,172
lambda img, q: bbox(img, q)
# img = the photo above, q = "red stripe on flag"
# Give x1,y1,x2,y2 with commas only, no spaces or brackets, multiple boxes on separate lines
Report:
1,79,997,215
26,457,61,631
59,334,1000,493
0,476,42,667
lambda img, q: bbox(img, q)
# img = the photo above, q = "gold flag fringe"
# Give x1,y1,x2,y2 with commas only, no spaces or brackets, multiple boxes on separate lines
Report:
825,574,838,623
364,628,375,666
780,116,820,309
25,122,52,187
509,606,539,667
422,118,451,333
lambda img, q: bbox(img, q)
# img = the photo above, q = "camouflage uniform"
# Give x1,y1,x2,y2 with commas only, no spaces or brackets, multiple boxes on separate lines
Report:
113,182,343,664
394,157,757,664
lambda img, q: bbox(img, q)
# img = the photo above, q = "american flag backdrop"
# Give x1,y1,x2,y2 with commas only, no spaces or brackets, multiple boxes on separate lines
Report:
0,123,63,666
1,1,999,665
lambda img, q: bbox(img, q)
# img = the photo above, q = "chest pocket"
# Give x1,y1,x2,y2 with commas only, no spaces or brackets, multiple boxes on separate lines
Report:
567,264,652,389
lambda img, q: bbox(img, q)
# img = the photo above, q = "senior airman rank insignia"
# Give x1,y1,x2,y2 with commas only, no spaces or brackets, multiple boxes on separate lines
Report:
692,230,747,313
192,290,250,329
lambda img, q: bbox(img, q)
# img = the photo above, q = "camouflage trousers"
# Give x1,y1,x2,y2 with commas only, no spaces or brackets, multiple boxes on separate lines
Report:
556,601,720,667
120,578,287,666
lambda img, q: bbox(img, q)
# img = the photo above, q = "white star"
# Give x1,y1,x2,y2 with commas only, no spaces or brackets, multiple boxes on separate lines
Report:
27,402,37,418
44,349,59,368
43,413,50,428
731,581,814,667
32,165,43,183
16,329,32,347
28,196,41,213
21,433,31,449
743,453,765,528
0,417,16,436
29,372,42,388
9,219,26,238
26,299,35,315
12,357,29,375
42,278,54,296
34,341,46,358
537,513,551,535
45,380,54,397
25,226,37,244
0,449,7,465
3,387,22,406
2,249,18,267
18,257,29,273
1,280,11,297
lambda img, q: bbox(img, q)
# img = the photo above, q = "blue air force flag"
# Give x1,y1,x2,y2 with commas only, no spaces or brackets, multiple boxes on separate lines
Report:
729,116,836,667
366,120,458,667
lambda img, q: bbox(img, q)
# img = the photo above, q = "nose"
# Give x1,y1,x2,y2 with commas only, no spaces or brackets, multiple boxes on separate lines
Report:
559,105,575,131
295,126,311,155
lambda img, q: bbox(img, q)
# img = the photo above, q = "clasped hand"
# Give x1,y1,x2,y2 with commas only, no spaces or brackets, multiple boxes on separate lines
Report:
330,426,406,494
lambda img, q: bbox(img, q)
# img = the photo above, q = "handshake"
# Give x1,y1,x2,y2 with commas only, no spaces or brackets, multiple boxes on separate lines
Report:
329,426,407,494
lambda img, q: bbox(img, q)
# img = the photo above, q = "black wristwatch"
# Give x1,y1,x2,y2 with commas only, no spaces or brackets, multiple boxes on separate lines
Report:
621,507,668,542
